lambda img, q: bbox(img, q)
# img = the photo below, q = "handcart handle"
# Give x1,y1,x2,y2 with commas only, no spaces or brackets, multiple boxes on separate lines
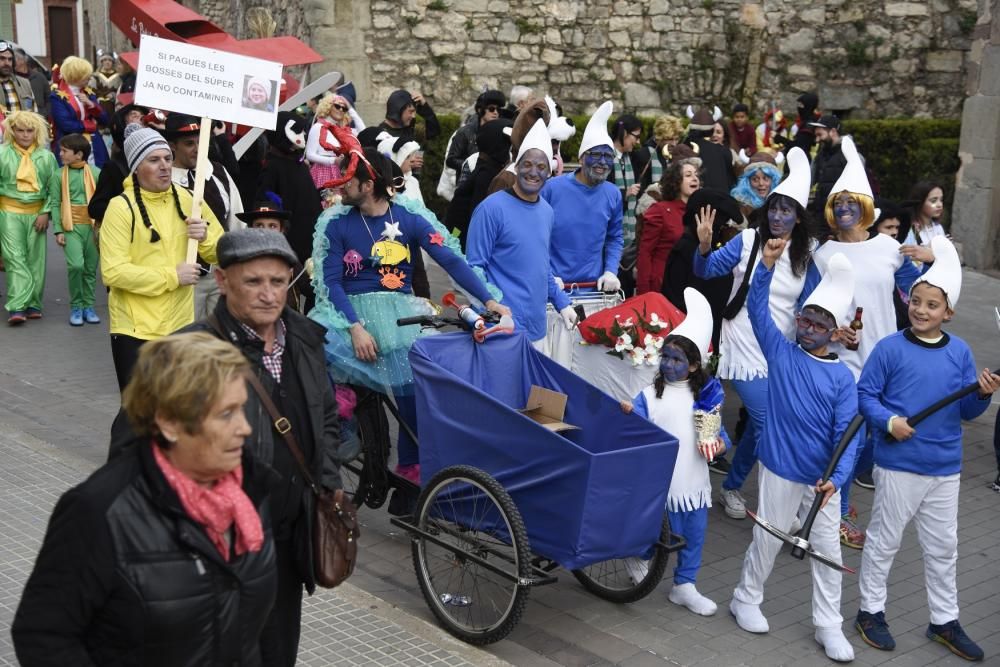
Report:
396,315,463,328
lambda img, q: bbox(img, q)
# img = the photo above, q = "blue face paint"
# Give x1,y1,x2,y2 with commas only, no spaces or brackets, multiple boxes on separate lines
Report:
832,193,862,230
767,195,797,238
581,147,614,184
516,148,550,196
795,309,835,352
659,343,690,382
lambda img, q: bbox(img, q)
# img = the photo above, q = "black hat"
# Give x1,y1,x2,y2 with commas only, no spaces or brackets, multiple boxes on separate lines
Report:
216,228,298,268
808,114,841,131
163,113,202,140
236,192,292,225
475,89,506,114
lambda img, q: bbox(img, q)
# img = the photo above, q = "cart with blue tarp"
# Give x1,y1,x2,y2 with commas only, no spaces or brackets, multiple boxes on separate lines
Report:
389,331,683,645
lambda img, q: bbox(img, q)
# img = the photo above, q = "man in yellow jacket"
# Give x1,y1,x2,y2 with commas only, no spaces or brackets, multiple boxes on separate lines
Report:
100,123,224,389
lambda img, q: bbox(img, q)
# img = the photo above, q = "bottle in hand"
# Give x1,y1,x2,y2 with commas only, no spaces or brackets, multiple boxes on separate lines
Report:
846,307,863,351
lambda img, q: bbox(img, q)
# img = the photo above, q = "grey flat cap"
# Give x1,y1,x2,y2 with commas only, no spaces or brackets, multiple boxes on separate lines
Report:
216,229,298,268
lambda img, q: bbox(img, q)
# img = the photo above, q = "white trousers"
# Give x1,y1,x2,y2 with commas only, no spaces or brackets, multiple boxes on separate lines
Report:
859,466,960,625
733,465,844,628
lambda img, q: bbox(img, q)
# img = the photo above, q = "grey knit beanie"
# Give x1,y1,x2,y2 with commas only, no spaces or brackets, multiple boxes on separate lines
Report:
123,123,170,174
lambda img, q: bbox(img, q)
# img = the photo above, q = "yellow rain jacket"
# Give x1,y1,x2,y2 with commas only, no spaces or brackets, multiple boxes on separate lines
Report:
100,176,224,339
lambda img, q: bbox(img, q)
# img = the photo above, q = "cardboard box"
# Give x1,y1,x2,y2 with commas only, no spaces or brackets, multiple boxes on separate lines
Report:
519,385,579,432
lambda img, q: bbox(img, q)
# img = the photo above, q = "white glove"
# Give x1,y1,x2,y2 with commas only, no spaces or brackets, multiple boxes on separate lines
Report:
559,305,579,331
553,276,564,290
597,271,621,292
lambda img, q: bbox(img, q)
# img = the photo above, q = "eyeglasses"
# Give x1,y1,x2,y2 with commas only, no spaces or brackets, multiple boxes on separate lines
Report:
583,150,615,164
796,315,832,335
333,104,349,112
629,131,642,140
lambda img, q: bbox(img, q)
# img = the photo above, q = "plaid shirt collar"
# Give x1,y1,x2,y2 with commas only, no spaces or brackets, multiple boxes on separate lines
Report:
1,78,19,111
239,318,286,382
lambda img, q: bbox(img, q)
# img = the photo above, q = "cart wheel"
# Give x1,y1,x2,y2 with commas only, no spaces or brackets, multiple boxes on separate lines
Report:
411,465,531,645
338,456,364,508
353,391,391,509
571,513,671,603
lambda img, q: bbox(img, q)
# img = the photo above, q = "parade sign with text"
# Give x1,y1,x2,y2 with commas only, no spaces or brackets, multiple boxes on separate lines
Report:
134,34,282,130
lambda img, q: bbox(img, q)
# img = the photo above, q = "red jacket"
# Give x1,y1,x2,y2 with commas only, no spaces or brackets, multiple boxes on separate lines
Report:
637,199,685,295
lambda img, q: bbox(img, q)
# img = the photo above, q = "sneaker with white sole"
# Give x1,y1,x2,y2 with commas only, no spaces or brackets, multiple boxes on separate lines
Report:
720,488,747,519
622,557,649,584
669,583,717,616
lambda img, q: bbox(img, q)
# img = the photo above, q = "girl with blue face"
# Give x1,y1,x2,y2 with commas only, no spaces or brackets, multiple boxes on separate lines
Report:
832,192,863,230
766,194,798,239
659,342,697,382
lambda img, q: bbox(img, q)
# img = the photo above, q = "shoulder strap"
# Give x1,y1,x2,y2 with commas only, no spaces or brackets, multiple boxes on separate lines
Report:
721,231,761,320
205,313,320,495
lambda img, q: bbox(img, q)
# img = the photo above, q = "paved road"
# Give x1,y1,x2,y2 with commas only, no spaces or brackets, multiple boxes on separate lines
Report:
2,235,998,666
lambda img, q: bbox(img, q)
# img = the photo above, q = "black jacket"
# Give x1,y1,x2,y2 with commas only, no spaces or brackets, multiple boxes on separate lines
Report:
811,143,848,213
182,298,342,593
445,120,479,171
255,150,322,265
13,444,277,667
690,137,735,193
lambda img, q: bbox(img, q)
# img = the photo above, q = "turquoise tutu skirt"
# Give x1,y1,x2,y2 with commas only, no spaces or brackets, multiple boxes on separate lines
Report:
322,292,437,394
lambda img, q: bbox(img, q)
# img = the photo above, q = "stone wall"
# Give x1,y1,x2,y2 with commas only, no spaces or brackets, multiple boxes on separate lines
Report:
93,0,981,120
349,0,979,118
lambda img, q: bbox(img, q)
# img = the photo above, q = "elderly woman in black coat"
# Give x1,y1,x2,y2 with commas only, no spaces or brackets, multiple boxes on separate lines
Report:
13,332,276,666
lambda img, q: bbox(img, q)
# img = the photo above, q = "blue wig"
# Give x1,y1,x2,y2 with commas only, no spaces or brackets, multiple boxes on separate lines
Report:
730,163,783,210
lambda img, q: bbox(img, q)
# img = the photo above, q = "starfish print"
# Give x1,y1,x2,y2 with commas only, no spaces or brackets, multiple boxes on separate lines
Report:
381,220,403,242
428,232,445,246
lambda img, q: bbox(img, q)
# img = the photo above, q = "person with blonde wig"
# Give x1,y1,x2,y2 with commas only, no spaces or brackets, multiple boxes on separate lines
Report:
51,55,109,167
811,135,929,549
13,332,278,666
0,110,59,324
306,93,364,192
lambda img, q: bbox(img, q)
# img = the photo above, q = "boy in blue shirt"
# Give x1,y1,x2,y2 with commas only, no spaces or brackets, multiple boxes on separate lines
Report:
731,239,860,663
856,237,999,662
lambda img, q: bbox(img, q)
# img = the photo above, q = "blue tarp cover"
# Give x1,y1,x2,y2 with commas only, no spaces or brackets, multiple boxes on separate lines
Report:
410,332,679,570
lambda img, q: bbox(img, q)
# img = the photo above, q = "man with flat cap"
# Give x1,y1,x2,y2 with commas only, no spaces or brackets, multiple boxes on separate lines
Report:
185,228,341,666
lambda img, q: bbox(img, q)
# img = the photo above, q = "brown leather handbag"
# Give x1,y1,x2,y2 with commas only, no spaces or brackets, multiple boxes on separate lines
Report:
244,367,359,588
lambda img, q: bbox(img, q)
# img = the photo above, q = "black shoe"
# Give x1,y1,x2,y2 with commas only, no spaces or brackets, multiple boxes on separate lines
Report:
854,471,875,490
855,610,895,651
926,619,984,661
708,456,731,475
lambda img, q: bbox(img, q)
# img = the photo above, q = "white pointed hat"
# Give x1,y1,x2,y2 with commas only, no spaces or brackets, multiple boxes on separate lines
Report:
513,118,553,166
828,136,874,203
770,147,811,208
671,287,714,361
577,100,615,157
804,252,855,324
911,236,962,309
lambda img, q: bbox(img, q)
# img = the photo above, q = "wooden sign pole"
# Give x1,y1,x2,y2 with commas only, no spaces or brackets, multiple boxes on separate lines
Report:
185,117,214,264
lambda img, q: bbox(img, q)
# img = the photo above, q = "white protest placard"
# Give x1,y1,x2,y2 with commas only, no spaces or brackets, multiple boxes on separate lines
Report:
134,34,283,130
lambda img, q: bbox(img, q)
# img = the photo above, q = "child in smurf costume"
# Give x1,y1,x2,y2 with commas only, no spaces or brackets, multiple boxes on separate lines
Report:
623,287,730,616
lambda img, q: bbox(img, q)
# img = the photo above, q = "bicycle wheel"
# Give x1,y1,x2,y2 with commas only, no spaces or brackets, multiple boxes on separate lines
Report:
571,513,671,603
411,465,531,645
353,388,391,509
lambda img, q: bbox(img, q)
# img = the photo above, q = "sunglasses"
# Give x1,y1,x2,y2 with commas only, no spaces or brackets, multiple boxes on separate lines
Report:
333,104,349,112
485,105,500,113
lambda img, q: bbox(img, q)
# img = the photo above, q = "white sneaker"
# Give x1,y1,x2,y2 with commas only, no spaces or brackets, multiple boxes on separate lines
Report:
622,557,649,584
730,598,769,633
720,489,747,519
669,583,717,616
815,626,854,662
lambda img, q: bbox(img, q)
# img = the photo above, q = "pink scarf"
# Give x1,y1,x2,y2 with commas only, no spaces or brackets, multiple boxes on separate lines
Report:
152,444,264,561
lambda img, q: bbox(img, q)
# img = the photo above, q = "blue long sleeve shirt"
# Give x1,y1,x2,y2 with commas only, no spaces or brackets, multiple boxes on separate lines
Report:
857,330,990,476
748,263,861,490
540,173,623,283
467,189,571,341
322,205,493,324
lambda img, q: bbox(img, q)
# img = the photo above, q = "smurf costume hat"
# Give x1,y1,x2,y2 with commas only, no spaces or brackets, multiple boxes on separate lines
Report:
911,236,962,309
671,287,713,361
828,136,877,216
804,252,855,324
577,100,614,157
514,118,553,165
770,147,811,208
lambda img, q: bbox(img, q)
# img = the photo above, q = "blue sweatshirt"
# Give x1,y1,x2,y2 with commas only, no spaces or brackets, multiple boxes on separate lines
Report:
857,330,990,476
322,204,493,324
467,189,571,341
748,264,861,490
540,172,623,283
